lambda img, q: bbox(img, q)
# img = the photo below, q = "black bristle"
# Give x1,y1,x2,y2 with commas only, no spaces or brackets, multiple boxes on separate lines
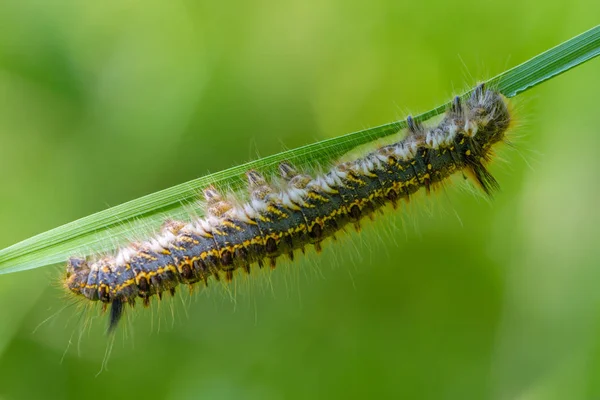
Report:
108,298,124,333
451,96,462,114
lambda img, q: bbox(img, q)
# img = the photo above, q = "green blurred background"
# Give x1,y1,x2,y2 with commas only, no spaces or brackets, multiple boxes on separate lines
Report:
0,1,599,399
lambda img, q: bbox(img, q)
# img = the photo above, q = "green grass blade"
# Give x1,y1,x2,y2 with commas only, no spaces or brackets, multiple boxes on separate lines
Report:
1,25,598,275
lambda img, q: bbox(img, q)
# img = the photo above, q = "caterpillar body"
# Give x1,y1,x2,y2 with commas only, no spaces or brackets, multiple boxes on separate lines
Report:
65,84,512,332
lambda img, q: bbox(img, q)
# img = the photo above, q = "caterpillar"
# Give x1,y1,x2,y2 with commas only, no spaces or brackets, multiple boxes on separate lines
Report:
64,83,512,332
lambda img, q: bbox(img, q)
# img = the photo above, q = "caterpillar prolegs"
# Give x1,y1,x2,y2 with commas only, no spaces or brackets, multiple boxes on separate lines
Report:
65,83,512,332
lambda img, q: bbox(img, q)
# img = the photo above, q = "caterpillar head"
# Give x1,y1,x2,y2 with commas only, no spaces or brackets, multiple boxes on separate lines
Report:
466,83,511,147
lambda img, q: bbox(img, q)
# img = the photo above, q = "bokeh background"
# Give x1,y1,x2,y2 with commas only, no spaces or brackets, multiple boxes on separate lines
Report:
0,1,599,399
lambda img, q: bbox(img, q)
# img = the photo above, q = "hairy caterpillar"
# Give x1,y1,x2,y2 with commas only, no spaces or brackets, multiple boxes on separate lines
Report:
65,83,512,332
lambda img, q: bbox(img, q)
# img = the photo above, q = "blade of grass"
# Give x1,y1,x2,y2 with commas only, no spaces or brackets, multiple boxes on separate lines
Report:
1,25,599,275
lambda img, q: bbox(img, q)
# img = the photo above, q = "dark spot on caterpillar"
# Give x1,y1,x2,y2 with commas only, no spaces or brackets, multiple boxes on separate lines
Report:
349,205,361,221
181,264,193,280
221,250,233,266
165,268,177,283
309,223,323,241
265,237,278,253
138,277,149,292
